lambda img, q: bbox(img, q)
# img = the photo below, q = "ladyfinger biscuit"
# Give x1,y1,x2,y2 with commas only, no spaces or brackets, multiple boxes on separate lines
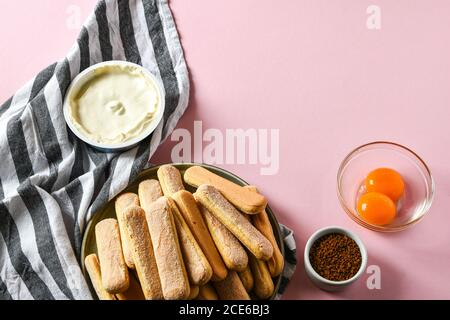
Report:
195,185,273,261
138,179,163,210
115,273,145,300
227,206,254,292
188,285,199,300
172,190,228,282
249,254,274,300
84,254,116,300
238,265,254,293
184,166,267,214
235,217,256,293
213,271,250,300
245,186,284,277
199,203,248,272
146,197,190,300
115,193,140,269
157,165,185,196
197,283,218,300
124,206,163,300
167,197,213,286
95,219,129,294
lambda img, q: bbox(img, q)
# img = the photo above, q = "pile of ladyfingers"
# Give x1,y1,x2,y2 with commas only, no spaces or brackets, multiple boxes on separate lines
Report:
85,165,284,300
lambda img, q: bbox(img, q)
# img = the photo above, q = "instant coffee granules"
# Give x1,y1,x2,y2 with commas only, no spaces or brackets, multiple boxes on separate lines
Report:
309,233,362,281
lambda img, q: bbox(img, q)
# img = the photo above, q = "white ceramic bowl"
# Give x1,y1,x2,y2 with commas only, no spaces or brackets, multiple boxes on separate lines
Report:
63,61,165,152
304,226,368,291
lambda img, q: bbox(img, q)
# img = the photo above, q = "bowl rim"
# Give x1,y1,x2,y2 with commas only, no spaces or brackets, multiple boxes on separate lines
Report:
62,60,166,151
304,226,368,286
336,141,435,232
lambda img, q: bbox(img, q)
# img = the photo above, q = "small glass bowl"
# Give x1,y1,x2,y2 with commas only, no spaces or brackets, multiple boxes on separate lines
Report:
337,142,435,232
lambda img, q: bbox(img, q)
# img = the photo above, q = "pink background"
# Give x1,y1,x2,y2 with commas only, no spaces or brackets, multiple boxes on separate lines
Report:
1,0,449,299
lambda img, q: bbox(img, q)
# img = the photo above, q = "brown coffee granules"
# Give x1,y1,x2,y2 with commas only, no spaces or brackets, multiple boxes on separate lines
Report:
309,233,362,281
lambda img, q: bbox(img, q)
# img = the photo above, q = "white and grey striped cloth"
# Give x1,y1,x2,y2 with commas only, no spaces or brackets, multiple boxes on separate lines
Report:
275,225,297,300
0,0,296,300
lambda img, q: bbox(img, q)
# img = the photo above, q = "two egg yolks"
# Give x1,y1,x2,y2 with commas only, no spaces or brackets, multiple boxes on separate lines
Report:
357,168,405,226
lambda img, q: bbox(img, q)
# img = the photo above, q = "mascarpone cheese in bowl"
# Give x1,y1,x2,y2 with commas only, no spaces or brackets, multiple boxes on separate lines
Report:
63,61,165,152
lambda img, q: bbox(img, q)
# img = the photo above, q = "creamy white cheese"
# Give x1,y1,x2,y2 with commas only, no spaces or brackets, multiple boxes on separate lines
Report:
68,64,160,145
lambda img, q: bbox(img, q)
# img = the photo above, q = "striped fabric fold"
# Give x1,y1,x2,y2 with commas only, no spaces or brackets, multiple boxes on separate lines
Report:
0,0,189,300
275,225,297,300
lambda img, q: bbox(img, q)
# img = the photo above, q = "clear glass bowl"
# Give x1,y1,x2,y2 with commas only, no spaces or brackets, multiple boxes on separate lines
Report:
337,142,435,232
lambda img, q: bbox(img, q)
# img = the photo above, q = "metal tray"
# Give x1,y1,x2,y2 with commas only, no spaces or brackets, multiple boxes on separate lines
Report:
81,163,284,300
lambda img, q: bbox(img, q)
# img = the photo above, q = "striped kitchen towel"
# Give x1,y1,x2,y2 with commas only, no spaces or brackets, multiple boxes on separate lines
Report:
0,0,297,300
0,0,189,300
275,225,297,300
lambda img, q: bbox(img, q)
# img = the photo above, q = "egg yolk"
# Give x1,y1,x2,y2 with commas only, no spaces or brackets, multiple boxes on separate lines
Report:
357,192,397,226
365,168,405,201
